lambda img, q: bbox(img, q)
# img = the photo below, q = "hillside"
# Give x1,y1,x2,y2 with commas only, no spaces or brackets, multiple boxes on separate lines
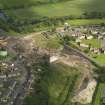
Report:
0,0,105,33
1,1,105,105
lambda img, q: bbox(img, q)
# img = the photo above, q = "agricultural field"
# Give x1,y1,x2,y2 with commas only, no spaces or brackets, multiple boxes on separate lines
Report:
1,0,105,33
3,0,105,19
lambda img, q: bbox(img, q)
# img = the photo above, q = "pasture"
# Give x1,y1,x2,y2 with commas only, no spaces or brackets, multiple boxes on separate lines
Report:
1,0,105,33
3,0,105,18
3,0,105,21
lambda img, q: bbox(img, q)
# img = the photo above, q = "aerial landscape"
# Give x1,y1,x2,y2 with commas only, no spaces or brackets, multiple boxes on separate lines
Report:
0,0,105,105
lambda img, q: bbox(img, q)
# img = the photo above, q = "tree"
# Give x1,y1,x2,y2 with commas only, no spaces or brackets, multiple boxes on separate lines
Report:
61,35,71,45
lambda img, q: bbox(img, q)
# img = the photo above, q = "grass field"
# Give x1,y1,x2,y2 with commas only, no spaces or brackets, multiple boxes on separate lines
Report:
25,63,81,105
0,0,70,9
93,83,105,105
3,0,105,20
1,0,105,28
24,62,105,105
82,39,101,48
42,63,79,105
42,64,105,105
1,0,105,33
67,19,105,26
92,54,105,64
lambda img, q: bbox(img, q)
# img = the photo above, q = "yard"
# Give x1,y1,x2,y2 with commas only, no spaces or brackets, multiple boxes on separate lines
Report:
91,54,105,64
72,36,105,64
82,39,101,48
24,61,105,105
81,39,105,64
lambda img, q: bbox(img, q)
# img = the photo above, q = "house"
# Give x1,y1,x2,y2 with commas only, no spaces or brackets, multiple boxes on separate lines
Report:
93,48,99,54
64,23,69,31
50,55,59,63
91,31,98,35
87,36,93,40
79,35,85,40
80,43,89,48
98,36,103,40
101,32,105,36
102,48,105,54
0,47,8,57
76,39,81,43
0,50,7,57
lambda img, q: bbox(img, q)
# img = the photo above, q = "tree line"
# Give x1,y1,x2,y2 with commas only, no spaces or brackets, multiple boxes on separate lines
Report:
0,0,71,10
1,11,105,33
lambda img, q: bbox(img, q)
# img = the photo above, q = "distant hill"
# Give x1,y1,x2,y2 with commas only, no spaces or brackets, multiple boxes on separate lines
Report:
0,0,105,33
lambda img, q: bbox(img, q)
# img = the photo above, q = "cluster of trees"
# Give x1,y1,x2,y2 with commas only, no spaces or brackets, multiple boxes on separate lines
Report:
1,10,105,33
24,54,50,105
83,12,105,19
0,19,10,31
0,0,71,10
94,66,105,83
0,14,74,33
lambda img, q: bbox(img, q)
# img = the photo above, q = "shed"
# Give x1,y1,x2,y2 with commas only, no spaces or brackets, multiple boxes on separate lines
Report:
0,50,7,57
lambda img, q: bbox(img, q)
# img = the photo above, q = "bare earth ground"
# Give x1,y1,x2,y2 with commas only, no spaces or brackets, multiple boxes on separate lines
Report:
4,28,97,105
22,29,97,104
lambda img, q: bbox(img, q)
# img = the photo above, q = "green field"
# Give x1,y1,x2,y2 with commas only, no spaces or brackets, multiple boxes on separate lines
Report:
25,63,81,105
67,19,105,26
1,0,105,33
3,0,105,20
81,39,105,64
24,62,105,105
92,54,105,64
42,63,79,105
93,83,105,105
0,0,70,9
82,39,101,48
